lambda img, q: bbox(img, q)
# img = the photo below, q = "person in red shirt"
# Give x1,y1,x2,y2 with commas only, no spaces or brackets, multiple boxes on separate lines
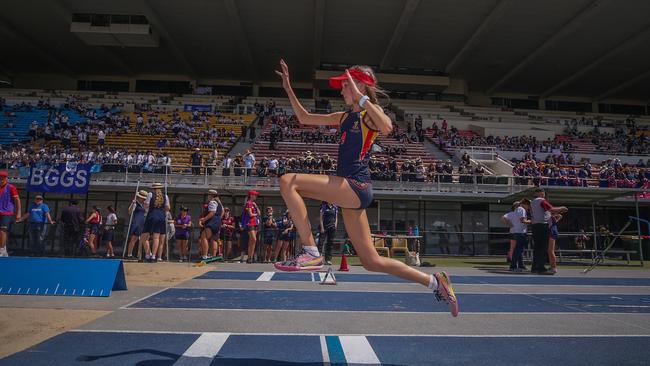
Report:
244,190,260,263
220,207,235,261
0,171,21,257
84,206,102,255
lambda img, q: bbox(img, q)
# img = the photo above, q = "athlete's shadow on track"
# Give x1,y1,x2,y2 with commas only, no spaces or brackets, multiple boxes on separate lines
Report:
77,349,399,365
77,349,178,365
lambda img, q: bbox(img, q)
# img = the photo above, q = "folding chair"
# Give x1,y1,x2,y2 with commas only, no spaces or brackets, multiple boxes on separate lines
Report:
390,237,409,258
373,237,390,257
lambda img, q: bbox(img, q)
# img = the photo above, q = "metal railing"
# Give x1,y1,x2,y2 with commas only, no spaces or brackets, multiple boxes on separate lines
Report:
5,224,644,266
5,161,648,195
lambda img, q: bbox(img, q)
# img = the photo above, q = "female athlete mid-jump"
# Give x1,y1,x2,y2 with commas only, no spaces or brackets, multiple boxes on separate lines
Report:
274,60,458,316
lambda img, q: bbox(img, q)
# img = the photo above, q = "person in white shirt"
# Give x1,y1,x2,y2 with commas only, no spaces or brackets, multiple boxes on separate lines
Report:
97,130,106,148
243,149,255,177
103,206,118,257
222,154,232,176
78,131,88,146
268,156,278,177
502,199,531,272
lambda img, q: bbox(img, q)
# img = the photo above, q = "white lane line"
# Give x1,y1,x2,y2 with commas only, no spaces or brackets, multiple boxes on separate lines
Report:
172,332,229,366
120,287,170,309
69,329,650,338
122,306,650,315
167,286,650,295
182,332,229,357
339,336,380,365
256,272,275,281
320,335,330,365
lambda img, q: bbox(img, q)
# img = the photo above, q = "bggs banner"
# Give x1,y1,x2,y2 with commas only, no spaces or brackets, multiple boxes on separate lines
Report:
27,163,92,194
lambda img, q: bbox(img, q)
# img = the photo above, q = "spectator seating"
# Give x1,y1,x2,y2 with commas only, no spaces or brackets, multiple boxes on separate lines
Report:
0,107,115,146
58,111,255,166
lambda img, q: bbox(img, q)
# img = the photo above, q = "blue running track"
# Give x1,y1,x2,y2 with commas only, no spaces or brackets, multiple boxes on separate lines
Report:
2,331,649,366
196,271,650,286
129,288,650,314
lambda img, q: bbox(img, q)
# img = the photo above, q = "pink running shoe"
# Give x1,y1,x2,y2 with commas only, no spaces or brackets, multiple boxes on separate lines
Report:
274,250,323,271
434,271,459,317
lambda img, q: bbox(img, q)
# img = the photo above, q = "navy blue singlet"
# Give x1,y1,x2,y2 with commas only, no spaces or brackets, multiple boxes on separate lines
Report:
336,111,377,209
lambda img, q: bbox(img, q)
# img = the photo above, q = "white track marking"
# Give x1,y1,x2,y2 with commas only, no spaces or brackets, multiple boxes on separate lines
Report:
172,332,230,365
256,272,275,281
339,336,380,364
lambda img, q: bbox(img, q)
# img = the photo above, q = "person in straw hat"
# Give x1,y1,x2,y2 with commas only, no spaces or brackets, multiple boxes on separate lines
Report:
198,189,223,261
125,190,148,259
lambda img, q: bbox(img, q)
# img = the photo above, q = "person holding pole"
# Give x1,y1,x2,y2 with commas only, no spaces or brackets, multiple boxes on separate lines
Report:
125,190,148,259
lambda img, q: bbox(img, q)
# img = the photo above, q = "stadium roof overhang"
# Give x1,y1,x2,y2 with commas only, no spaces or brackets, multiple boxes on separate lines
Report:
502,187,646,205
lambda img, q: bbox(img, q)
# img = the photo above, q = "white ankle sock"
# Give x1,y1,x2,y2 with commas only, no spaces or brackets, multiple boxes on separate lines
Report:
303,246,320,257
427,274,438,290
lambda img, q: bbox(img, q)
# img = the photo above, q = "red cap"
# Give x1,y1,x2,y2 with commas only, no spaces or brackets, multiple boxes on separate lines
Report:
0,171,7,178
248,190,260,197
329,68,376,90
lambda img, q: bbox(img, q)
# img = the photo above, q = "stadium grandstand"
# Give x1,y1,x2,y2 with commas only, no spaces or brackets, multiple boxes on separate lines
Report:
1,0,650,365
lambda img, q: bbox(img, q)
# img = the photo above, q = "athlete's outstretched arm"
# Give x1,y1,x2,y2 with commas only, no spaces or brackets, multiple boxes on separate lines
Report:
276,59,344,126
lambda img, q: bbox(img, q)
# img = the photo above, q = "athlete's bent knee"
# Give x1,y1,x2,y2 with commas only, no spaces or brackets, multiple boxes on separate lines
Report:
361,257,383,272
279,173,296,192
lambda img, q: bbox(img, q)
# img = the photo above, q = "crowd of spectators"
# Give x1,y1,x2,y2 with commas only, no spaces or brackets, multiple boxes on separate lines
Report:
0,144,174,173
425,116,649,156
1,99,248,173
562,119,649,155
512,155,650,188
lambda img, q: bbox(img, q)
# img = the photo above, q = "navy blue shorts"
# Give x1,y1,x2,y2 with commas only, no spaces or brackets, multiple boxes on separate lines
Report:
0,215,14,231
211,227,221,241
345,177,374,209
129,223,144,237
144,217,166,235
264,235,274,246
89,223,101,235
205,220,221,233
550,226,560,240
103,230,114,242
175,232,190,240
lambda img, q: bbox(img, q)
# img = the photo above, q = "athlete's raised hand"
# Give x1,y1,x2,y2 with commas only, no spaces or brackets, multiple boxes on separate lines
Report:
344,69,365,105
275,59,291,90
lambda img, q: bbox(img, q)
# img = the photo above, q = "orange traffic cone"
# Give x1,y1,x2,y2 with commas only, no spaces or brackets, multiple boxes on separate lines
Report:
338,253,350,271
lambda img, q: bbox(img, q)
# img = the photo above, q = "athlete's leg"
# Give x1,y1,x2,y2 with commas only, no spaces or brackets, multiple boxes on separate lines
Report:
247,229,257,262
508,239,515,261
272,239,284,261
151,233,161,259
548,238,557,270
341,208,430,286
141,232,151,257
279,173,360,250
